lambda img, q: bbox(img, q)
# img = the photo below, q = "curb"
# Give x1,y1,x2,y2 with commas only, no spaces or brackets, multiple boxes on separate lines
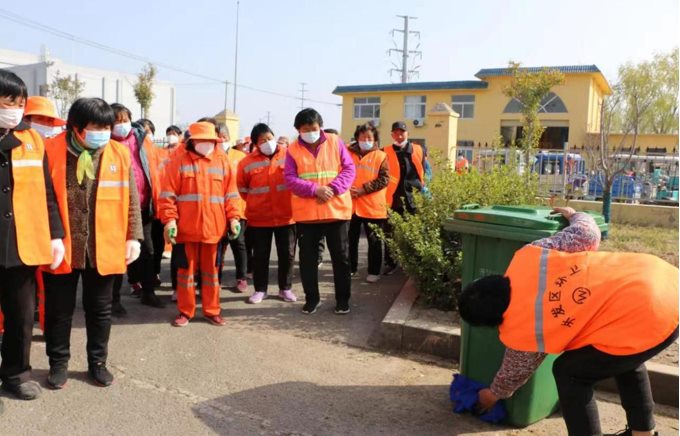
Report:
371,278,679,407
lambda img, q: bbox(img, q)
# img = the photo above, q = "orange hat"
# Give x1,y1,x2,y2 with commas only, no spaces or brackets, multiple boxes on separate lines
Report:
188,122,219,141
24,96,66,126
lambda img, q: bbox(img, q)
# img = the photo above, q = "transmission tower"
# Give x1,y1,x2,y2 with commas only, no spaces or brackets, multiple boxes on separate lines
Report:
298,82,307,110
388,15,422,83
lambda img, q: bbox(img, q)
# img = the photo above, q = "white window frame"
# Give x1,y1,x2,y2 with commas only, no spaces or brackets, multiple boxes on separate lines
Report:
451,95,475,119
353,97,381,119
404,95,426,119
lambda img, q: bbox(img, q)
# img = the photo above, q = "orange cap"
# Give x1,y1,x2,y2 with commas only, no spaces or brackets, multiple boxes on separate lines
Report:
188,122,219,141
24,96,66,126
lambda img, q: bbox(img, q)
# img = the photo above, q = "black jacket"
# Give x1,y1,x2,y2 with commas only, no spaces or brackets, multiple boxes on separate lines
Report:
390,141,427,213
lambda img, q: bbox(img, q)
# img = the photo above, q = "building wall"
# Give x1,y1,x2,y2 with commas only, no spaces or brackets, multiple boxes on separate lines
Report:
607,133,679,152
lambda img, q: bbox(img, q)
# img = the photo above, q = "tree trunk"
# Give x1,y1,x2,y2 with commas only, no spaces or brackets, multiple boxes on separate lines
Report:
601,184,612,239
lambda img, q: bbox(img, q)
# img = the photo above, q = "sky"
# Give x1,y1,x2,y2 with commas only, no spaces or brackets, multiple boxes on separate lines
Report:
0,0,677,138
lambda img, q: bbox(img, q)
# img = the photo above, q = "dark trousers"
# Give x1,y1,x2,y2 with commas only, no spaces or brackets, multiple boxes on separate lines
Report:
0,265,37,384
553,327,679,435
297,221,351,305
219,219,248,284
151,218,165,276
112,213,155,302
348,215,385,276
171,244,180,290
248,225,296,293
44,268,116,368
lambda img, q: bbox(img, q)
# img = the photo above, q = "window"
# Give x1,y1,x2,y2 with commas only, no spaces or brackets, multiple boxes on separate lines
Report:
457,140,474,147
353,97,381,119
451,95,475,119
503,92,567,113
404,95,426,119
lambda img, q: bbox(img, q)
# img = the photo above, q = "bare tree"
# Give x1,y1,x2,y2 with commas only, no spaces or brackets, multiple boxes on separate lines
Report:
49,71,85,119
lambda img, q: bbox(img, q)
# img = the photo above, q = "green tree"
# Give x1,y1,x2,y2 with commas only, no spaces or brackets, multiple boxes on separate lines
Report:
48,71,85,119
642,49,678,134
133,63,157,119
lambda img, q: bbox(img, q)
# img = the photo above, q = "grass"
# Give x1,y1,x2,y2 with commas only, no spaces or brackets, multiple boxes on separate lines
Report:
600,224,679,266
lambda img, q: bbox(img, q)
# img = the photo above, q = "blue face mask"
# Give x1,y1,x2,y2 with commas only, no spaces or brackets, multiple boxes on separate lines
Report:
359,141,374,151
84,130,111,149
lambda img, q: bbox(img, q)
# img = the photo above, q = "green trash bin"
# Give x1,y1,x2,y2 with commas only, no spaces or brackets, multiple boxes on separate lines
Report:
443,205,607,427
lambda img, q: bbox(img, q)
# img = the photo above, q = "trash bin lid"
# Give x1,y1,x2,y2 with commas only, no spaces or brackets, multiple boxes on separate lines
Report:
452,205,566,230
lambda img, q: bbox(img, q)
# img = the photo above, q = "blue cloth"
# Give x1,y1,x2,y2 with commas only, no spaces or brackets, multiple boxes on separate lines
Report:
449,374,507,424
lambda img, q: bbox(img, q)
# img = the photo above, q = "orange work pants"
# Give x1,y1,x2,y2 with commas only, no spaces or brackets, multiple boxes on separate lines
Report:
176,242,221,318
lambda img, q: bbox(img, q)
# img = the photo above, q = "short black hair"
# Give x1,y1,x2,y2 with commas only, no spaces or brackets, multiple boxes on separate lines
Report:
166,125,182,135
0,70,28,102
110,103,132,121
353,122,380,143
66,98,115,132
458,275,511,327
135,118,156,134
250,123,274,145
294,108,323,130
323,128,338,135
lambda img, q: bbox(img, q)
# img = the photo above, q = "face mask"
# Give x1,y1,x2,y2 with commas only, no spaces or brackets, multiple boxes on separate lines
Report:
221,141,232,152
195,141,215,156
394,139,408,147
166,135,179,146
0,108,24,129
146,133,155,142
31,122,62,138
300,130,321,144
112,122,132,139
84,130,111,149
259,139,277,156
359,141,374,152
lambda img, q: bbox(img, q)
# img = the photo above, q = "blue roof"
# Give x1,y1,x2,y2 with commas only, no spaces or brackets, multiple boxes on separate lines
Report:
475,65,601,78
333,80,488,94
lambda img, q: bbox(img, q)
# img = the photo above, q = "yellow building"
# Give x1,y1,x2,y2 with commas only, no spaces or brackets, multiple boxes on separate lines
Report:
214,109,241,141
333,65,617,156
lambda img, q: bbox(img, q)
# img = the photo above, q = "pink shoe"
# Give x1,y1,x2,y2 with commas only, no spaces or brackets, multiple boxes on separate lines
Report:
278,289,297,302
235,279,248,293
248,291,266,304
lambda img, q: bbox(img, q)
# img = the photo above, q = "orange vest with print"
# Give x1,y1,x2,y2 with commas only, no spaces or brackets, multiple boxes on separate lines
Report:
499,245,679,356
45,133,131,275
384,143,424,207
287,134,352,223
350,149,388,219
11,129,52,265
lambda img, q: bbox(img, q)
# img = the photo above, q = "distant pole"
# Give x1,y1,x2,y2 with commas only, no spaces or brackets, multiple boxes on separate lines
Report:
401,16,409,83
298,82,307,110
224,80,230,115
266,111,271,125
389,15,421,83
232,0,240,113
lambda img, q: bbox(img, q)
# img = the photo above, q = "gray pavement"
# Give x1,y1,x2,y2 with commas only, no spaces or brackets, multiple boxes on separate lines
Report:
1,240,678,435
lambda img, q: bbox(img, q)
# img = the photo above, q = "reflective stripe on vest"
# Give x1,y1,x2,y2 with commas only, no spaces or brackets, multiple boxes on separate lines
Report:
209,196,224,204
276,184,288,192
207,167,225,176
243,160,270,173
299,170,339,180
178,194,202,202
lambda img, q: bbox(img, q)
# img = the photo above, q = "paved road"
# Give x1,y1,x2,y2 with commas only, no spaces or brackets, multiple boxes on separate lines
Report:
1,241,677,435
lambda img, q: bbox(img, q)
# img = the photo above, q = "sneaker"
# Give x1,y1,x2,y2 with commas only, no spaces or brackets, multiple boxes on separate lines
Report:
302,301,321,314
366,274,381,283
318,261,324,268
129,282,142,298
246,272,253,280
334,303,351,315
162,251,171,259
172,314,189,327
171,290,177,302
111,302,127,318
154,274,162,288
235,279,248,293
88,363,114,387
350,270,358,278
141,292,166,309
248,291,266,304
2,380,42,400
278,289,297,302
205,315,226,326
47,366,68,390
604,428,658,436
383,264,398,276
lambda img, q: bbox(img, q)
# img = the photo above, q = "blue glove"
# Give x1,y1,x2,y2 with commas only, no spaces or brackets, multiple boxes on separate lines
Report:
449,374,507,424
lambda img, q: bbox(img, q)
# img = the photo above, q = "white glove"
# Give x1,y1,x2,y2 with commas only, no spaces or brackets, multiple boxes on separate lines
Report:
164,219,178,245
49,239,65,270
125,240,142,265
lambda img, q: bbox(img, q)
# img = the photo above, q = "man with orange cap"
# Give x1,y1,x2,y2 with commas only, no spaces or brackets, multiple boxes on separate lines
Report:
23,96,66,139
158,121,241,327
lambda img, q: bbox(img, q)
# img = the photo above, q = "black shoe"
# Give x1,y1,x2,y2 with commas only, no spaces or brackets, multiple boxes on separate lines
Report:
302,301,321,315
334,303,350,315
88,363,114,387
383,264,398,276
141,292,166,309
111,302,127,318
47,366,68,390
1,380,41,400
350,270,358,278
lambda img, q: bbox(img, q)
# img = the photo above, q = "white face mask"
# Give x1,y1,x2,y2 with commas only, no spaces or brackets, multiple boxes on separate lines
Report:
221,141,232,152
166,135,179,146
112,122,132,139
359,141,374,152
259,139,277,156
394,139,408,147
31,122,62,138
0,108,24,129
194,141,215,156
300,130,321,144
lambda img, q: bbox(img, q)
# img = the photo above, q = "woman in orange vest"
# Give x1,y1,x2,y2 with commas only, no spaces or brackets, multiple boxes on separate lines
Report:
284,108,355,315
158,122,241,327
459,207,678,436
0,71,65,400
42,97,143,390
347,123,389,283
237,123,297,304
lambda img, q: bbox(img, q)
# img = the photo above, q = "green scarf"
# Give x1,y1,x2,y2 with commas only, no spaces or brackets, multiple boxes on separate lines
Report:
67,132,96,184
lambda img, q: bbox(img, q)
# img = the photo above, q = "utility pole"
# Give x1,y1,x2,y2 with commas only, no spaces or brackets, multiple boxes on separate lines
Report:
232,0,240,113
266,111,271,125
298,82,307,110
389,15,422,83
223,80,230,115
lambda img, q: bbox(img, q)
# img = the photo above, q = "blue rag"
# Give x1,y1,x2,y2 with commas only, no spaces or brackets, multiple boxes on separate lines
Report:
449,374,507,424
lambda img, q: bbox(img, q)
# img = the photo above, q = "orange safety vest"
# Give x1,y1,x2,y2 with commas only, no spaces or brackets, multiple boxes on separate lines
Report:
139,136,163,217
158,148,240,243
10,129,53,266
227,148,247,217
237,147,293,227
287,134,352,223
384,143,425,207
44,133,131,276
455,157,469,173
350,148,388,219
499,245,679,356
